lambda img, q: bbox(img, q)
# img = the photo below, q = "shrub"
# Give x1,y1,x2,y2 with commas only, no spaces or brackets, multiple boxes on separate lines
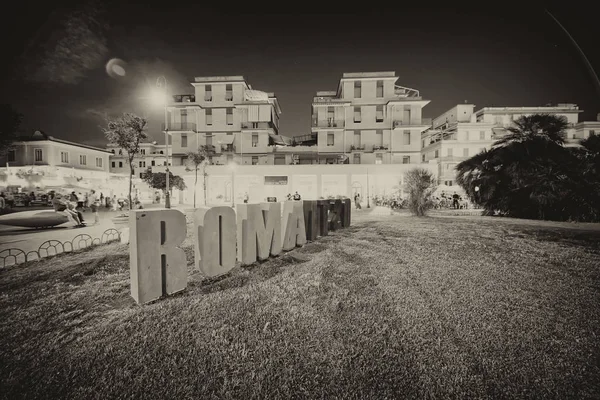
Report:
405,168,437,217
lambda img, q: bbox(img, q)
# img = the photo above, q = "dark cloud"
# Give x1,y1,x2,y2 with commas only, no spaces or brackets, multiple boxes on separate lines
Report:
21,0,109,85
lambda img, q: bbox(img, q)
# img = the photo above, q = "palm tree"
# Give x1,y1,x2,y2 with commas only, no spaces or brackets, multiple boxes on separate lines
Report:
456,114,585,220
492,114,569,148
185,145,215,207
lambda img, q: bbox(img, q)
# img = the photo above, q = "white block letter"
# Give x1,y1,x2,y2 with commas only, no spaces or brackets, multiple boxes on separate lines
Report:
195,206,236,277
130,209,187,305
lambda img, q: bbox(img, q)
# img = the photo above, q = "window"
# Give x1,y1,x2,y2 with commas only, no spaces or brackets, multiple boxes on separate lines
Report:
111,161,115,168
119,161,123,168
479,131,485,140
79,155,87,165
403,156,410,164
327,133,334,146
119,149,123,155
34,148,43,162
375,154,383,164
205,85,212,101
96,157,103,168
447,148,453,157
206,109,212,126
140,173,145,179
151,160,155,166
139,161,143,167
376,105,384,122
434,150,439,158
422,140,425,148
354,81,361,98
225,84,233,101
140,149,146,155
252,134,258,147
403,130,411,145
252,156,258,165
327,107,334,121
422,154,425,162
463,148,469,157
180,109,188,125
353,153,361,164
274,155,285,165
60,151,69,163
376,80,384,97
353,106,361,123
181,134,188,147
226,108,233,125
464,131,470,140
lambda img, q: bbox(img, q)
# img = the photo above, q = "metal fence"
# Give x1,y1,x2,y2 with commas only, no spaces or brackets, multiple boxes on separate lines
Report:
0,228,122,268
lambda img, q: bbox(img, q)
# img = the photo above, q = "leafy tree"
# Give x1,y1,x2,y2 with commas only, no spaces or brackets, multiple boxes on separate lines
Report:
405,168,437,217
184,145,215,208
103,113,148,210
142,168,186,195
0,105,23,157
456,114,600,221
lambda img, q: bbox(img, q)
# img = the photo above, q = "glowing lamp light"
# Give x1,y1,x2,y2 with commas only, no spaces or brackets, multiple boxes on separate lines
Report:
105,58,127,78
475,186,480,192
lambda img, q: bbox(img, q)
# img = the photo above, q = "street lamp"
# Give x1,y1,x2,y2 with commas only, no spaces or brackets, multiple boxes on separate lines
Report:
229,163,236,207
156,76,170,208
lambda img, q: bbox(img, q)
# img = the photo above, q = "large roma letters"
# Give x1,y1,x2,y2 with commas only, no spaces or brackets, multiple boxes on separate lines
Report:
130,209,188,304
303,200,319,241
129,200,352,304
195,206,237,277
237,202,282,266
281,201,307,251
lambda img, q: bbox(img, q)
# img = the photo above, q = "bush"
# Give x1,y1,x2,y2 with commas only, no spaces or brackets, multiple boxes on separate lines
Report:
405,168,437,217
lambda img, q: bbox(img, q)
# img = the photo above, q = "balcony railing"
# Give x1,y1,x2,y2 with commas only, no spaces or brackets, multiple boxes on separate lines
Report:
171,94,196,103
311,118,344,128
241,121,274,130
373,145,389,151
394,120,430,128
221,144,236,152
161,122,197,131
350,145,366,151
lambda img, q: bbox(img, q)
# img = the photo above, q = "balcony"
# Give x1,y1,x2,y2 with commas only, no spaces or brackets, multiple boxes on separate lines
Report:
171,94,196,103
350,145,366,151
373,145,389,151
393,120,430,128
241,121,275,130
161,122,197,132
393,85,421,98
221,144,236,152
312,118,344,128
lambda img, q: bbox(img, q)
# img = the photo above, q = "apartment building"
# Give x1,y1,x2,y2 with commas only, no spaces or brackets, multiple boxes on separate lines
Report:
1,130,111,173
421,103,596,187
161,76,282,167
108,141,172,178
290,72,431,165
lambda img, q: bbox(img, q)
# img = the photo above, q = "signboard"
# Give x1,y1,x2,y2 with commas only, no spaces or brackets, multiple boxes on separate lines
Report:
264,176,288,185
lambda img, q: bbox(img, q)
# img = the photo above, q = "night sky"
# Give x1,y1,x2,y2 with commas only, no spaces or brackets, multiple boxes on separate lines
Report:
1,1,599,147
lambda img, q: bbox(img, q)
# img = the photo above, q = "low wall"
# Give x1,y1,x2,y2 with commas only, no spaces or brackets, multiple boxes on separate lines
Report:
153,163,438,206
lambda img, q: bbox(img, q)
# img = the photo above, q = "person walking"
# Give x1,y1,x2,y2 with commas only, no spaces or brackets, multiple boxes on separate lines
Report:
452,192,460,209
354,193,362,210
88,189,100,224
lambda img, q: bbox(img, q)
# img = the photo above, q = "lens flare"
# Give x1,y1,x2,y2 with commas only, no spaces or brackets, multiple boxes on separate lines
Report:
105,58,127,78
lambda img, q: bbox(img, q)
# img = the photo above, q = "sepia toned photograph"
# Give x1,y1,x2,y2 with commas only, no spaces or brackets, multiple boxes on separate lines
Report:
0,1,599,399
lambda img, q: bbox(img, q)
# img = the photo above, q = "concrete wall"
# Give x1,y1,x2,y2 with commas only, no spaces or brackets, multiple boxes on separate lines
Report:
152,163,438,206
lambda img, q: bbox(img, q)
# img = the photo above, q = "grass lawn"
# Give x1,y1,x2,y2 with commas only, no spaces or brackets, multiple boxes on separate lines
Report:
1,211,599,399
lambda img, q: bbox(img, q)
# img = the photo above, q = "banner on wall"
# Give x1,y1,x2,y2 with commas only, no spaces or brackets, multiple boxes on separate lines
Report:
264,176,288,185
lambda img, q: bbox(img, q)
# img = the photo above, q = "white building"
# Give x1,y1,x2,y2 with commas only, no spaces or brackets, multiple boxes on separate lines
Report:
108,141,172,179
422,103,599,188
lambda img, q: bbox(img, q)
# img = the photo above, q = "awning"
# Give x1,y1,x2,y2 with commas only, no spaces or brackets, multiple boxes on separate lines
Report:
218,135,235,145
269,134,290,146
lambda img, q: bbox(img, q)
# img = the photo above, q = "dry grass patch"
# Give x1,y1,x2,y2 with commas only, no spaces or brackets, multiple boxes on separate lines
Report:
1,213,599,399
